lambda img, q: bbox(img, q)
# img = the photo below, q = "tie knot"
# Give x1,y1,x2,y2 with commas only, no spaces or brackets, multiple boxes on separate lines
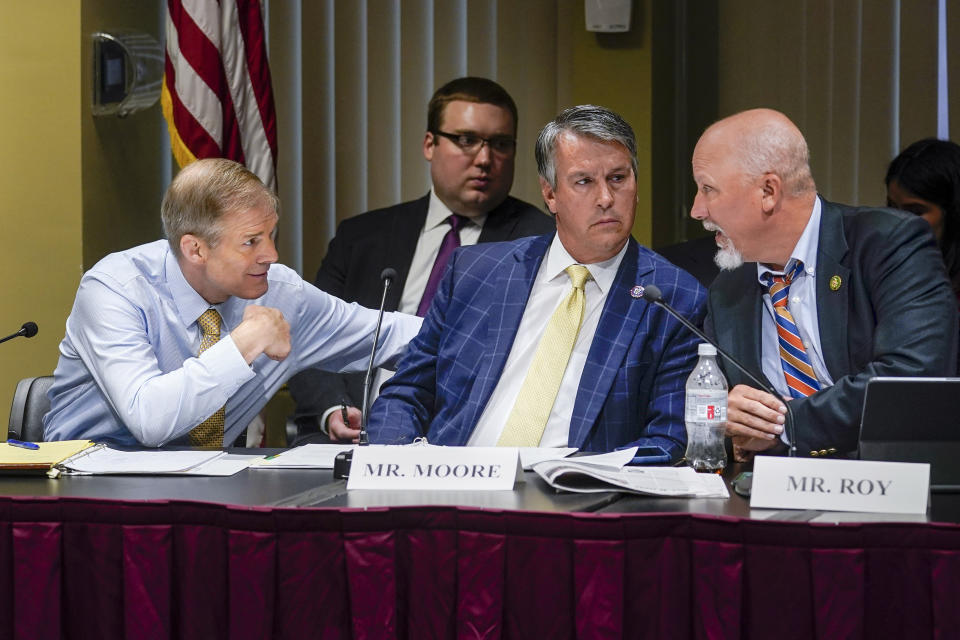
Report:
762,260,805,290
448,214,467,232
198,309,221,337
565,264,591,290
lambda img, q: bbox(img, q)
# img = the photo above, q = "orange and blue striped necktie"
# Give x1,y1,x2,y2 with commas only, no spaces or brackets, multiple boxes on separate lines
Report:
761,261,821,398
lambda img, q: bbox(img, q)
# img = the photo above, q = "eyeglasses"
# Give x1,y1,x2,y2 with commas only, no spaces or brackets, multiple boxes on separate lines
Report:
431,130,517,155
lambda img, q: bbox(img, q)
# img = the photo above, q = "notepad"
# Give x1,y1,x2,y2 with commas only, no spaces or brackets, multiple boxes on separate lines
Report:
0,440,95,473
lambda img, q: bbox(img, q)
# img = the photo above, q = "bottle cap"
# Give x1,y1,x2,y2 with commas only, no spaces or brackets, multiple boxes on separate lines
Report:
698,343,717,356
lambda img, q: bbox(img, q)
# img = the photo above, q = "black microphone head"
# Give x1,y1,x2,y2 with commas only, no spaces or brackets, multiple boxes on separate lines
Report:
20,322,38,338
380,268,398,284
641,284,663,304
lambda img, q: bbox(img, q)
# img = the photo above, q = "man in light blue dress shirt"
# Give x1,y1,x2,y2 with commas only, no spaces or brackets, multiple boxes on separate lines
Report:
43,158,421,447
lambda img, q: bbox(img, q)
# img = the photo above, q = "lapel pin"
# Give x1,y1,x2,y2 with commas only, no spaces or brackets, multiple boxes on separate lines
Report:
829,275,842,291
630,285,645,299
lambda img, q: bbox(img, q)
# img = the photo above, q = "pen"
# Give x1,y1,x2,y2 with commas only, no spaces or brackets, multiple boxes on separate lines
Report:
340,404,349,427
7,439,39,450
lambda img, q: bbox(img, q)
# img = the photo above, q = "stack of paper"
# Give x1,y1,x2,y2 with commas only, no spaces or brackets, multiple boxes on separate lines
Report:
57,447,257,476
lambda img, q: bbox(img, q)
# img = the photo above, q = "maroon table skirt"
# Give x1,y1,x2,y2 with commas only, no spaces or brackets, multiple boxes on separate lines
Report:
1,496,959,640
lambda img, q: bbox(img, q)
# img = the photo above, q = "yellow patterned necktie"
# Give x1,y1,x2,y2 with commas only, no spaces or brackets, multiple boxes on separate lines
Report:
497,265,591,447
189,308,225,448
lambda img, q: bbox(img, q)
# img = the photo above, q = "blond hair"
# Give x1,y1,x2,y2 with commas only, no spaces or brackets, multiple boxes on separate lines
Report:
161,158,279,255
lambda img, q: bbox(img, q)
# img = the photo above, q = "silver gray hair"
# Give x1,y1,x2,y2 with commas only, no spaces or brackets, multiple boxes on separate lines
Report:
535,105,638,189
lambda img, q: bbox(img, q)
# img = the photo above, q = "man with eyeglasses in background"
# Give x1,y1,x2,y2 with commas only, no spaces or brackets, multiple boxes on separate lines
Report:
287,76,554,443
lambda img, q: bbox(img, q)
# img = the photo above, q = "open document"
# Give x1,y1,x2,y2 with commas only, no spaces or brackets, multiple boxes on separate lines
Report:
54,445,258,477
533,457,729,498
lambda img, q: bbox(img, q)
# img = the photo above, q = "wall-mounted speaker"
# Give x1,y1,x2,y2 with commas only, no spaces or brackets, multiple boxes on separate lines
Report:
92,30,163,118
585,0,632,33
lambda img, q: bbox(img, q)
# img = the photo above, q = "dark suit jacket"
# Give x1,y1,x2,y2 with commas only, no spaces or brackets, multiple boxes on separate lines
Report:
656,235,721,288
705,199,958,457
287,193,554,429
368,235,707,460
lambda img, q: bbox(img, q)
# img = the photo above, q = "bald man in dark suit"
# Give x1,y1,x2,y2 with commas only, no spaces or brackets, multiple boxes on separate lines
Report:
692,108,956,459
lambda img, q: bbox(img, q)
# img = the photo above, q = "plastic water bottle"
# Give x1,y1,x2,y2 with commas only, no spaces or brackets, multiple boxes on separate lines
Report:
684,343,728,473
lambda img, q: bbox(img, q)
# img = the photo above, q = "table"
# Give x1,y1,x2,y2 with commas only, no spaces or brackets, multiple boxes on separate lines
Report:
0,466,329,507
0,461,619,513
2,457,959,639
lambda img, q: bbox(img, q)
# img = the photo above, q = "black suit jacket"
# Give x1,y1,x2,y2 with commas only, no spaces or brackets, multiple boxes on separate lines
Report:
656,235,721,288
288,193,554,430
705,199,958,457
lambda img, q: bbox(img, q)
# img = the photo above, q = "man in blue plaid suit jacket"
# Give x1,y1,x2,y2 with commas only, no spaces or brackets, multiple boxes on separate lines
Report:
369,106,706,460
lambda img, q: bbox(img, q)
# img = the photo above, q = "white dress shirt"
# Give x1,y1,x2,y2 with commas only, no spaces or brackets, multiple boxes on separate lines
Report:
398,189,486,314
468,234,628,447
358,191,485,413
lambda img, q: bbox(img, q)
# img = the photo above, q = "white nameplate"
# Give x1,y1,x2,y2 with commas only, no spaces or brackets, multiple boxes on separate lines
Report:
347,445,522,491
750,456,929,514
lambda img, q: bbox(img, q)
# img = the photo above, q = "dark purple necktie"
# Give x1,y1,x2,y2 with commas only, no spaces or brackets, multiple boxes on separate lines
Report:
417,214,466,316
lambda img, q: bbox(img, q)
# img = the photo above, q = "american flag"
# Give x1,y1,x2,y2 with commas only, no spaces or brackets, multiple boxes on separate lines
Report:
161,0,278,190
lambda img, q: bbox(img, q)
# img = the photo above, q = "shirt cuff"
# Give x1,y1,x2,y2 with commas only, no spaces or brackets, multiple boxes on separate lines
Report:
318,405,341,436
200,336,257,398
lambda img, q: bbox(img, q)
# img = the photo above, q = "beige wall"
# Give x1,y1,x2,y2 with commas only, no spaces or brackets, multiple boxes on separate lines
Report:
0,4,84,424
0,2,166,430
558,0,653,246
81,0,167,268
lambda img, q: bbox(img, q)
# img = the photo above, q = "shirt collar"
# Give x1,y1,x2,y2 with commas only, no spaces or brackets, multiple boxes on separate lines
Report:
426,189,487,231
543,234,628,295
756,195,822,280
165,245,231,328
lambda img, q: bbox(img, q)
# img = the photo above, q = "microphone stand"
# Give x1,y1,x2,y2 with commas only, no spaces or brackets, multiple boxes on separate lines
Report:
334,270,396,479
358,269,396,445
642,286,797,457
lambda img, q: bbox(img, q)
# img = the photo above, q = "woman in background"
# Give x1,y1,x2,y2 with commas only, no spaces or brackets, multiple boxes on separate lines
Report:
885,138,960,301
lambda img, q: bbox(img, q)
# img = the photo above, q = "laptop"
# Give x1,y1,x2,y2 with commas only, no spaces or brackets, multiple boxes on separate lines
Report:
859,377,960,491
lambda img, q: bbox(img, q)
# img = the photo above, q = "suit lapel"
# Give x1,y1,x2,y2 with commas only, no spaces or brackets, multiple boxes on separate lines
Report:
460,236,550,432
384,194,430,310
478,197,518,243
815,199,851,378
716,267,767,385
568,241,652,448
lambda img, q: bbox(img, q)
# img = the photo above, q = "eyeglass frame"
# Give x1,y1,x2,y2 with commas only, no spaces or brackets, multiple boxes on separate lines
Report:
430,130,517,156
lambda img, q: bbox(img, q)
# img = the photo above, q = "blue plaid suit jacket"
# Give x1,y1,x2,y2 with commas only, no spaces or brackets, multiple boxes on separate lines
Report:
368,234,706,459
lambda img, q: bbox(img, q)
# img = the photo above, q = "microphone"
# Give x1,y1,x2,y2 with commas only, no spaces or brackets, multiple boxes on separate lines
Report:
0,322,39,345
641,285,797,457
358,268,398,446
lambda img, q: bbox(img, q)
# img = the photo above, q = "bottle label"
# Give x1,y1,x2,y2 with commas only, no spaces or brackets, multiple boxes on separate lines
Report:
685,390,727,422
